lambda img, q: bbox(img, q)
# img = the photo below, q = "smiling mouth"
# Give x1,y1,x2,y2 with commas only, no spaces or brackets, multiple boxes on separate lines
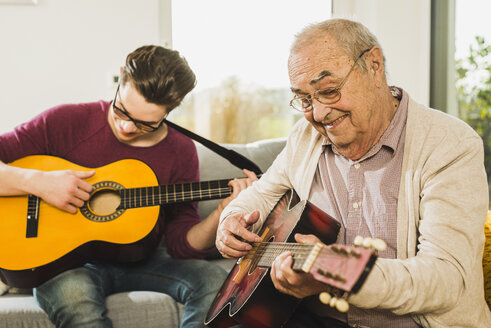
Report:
324,113,349,129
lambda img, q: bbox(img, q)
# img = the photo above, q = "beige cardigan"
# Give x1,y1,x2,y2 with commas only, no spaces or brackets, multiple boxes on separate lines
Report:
220,95,491,327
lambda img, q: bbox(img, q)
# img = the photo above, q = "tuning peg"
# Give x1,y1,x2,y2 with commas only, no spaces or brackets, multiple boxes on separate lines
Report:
335,298,350,312
354,235,373,248
329,296,338,308
353,235,364,246
330,297,350,312
353,236,387,252
319,292,332,304
371,238,387,251
319,292,350,312
362,237,373,248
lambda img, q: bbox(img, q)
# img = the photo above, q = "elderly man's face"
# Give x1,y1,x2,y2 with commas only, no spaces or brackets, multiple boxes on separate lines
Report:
288,37,389,160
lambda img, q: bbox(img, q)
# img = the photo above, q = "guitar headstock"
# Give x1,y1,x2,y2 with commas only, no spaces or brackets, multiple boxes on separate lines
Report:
302,236,385,312
307,243,376,292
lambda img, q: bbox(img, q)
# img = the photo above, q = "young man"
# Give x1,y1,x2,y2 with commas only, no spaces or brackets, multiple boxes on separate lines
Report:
216,19,490,327
0,45,256,327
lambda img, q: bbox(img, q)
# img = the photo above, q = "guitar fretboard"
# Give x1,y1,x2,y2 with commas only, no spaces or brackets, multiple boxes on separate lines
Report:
118,178,232,209
247,242,316,271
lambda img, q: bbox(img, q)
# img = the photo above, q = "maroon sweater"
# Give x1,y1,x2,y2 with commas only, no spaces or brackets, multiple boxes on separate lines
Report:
0,100,211,259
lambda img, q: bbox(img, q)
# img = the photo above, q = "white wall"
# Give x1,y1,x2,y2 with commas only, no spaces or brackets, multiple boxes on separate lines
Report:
332,0,431,106
0,0,172,133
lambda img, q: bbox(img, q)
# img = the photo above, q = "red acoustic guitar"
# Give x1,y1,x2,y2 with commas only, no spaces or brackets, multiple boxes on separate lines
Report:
0,155,239,289
205,190,377,328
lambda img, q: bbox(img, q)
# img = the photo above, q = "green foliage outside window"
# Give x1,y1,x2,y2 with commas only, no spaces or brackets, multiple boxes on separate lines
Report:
456,36,491,199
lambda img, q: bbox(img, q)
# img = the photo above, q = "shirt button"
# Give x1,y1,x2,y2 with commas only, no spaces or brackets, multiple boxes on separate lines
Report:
352,202,359,209
354,163,360,169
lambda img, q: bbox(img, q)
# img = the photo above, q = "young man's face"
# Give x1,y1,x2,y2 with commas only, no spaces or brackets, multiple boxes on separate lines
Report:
108,82,168,145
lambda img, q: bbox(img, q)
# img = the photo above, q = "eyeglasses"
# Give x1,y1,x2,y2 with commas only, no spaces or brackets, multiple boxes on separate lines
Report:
289,48,371,112
112,84,167,132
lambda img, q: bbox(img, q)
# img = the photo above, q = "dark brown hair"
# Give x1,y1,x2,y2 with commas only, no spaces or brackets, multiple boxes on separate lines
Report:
120,45,196,111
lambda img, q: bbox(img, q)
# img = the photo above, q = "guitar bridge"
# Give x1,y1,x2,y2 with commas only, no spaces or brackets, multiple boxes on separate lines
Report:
26,194,40,238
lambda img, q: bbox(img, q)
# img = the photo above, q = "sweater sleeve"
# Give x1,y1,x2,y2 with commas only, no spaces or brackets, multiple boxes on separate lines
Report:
348,107,489,324
0,102,106,162
219,119,324,233
218,122,305,232
0,109,52,162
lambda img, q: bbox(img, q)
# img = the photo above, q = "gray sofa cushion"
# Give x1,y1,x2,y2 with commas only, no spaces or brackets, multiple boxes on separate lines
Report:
0,137,286,328
0,292,182,328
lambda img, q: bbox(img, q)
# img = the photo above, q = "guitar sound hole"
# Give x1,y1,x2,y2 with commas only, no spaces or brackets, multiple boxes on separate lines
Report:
88,189,121,216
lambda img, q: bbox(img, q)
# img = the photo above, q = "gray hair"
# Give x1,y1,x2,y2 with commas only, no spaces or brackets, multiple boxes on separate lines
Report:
290,19,383,72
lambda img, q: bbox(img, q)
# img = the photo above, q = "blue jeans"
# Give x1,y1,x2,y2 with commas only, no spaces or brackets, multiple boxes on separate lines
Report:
33,248,227,328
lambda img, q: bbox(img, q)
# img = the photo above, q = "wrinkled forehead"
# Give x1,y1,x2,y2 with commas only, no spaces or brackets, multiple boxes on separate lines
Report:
289,33,344,61
288,40,350,86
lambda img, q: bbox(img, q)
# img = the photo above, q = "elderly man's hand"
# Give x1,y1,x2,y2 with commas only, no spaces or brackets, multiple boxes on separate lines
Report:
270,234,328,298
216,211,262,259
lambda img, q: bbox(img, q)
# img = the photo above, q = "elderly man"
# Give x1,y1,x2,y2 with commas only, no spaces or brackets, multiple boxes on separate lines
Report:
215,19,490,327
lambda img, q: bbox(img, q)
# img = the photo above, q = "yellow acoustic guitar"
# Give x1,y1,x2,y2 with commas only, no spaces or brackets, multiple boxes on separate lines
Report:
0,155,234,289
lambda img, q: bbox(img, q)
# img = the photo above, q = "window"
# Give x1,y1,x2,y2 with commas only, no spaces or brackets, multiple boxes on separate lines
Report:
170,0,332,143
454,0,491,200
455,0,491,61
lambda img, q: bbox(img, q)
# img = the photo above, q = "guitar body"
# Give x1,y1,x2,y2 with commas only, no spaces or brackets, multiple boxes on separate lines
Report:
205,190,341,328
0,155,162,288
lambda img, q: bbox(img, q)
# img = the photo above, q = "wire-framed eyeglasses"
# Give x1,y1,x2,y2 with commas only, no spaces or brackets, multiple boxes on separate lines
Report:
289,48,371,112
112,84,167,132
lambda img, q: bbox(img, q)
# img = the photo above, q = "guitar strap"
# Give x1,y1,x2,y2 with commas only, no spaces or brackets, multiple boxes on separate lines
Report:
163,119,263,175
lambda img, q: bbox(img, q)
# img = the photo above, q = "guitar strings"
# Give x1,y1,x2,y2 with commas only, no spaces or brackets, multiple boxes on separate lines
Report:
120,189,232,200
120,186,232,206
247,242,354,272
248,243,322,267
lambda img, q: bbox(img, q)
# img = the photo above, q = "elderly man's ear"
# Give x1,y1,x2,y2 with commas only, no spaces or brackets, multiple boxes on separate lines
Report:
365,47,385,86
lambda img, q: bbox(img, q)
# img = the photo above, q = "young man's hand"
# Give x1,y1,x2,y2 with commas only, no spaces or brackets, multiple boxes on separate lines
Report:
217,169,257,212
33,169,95,214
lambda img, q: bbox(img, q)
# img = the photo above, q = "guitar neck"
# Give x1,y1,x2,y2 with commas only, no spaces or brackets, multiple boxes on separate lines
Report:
244,241,376,293
248,242,315,271
118,178,232,209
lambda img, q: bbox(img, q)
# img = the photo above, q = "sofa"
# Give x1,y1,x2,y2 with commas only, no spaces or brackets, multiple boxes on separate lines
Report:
0,137,287,328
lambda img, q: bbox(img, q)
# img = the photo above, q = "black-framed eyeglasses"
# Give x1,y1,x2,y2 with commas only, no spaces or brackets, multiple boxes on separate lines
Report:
289,48,372,112
112,84,167,132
